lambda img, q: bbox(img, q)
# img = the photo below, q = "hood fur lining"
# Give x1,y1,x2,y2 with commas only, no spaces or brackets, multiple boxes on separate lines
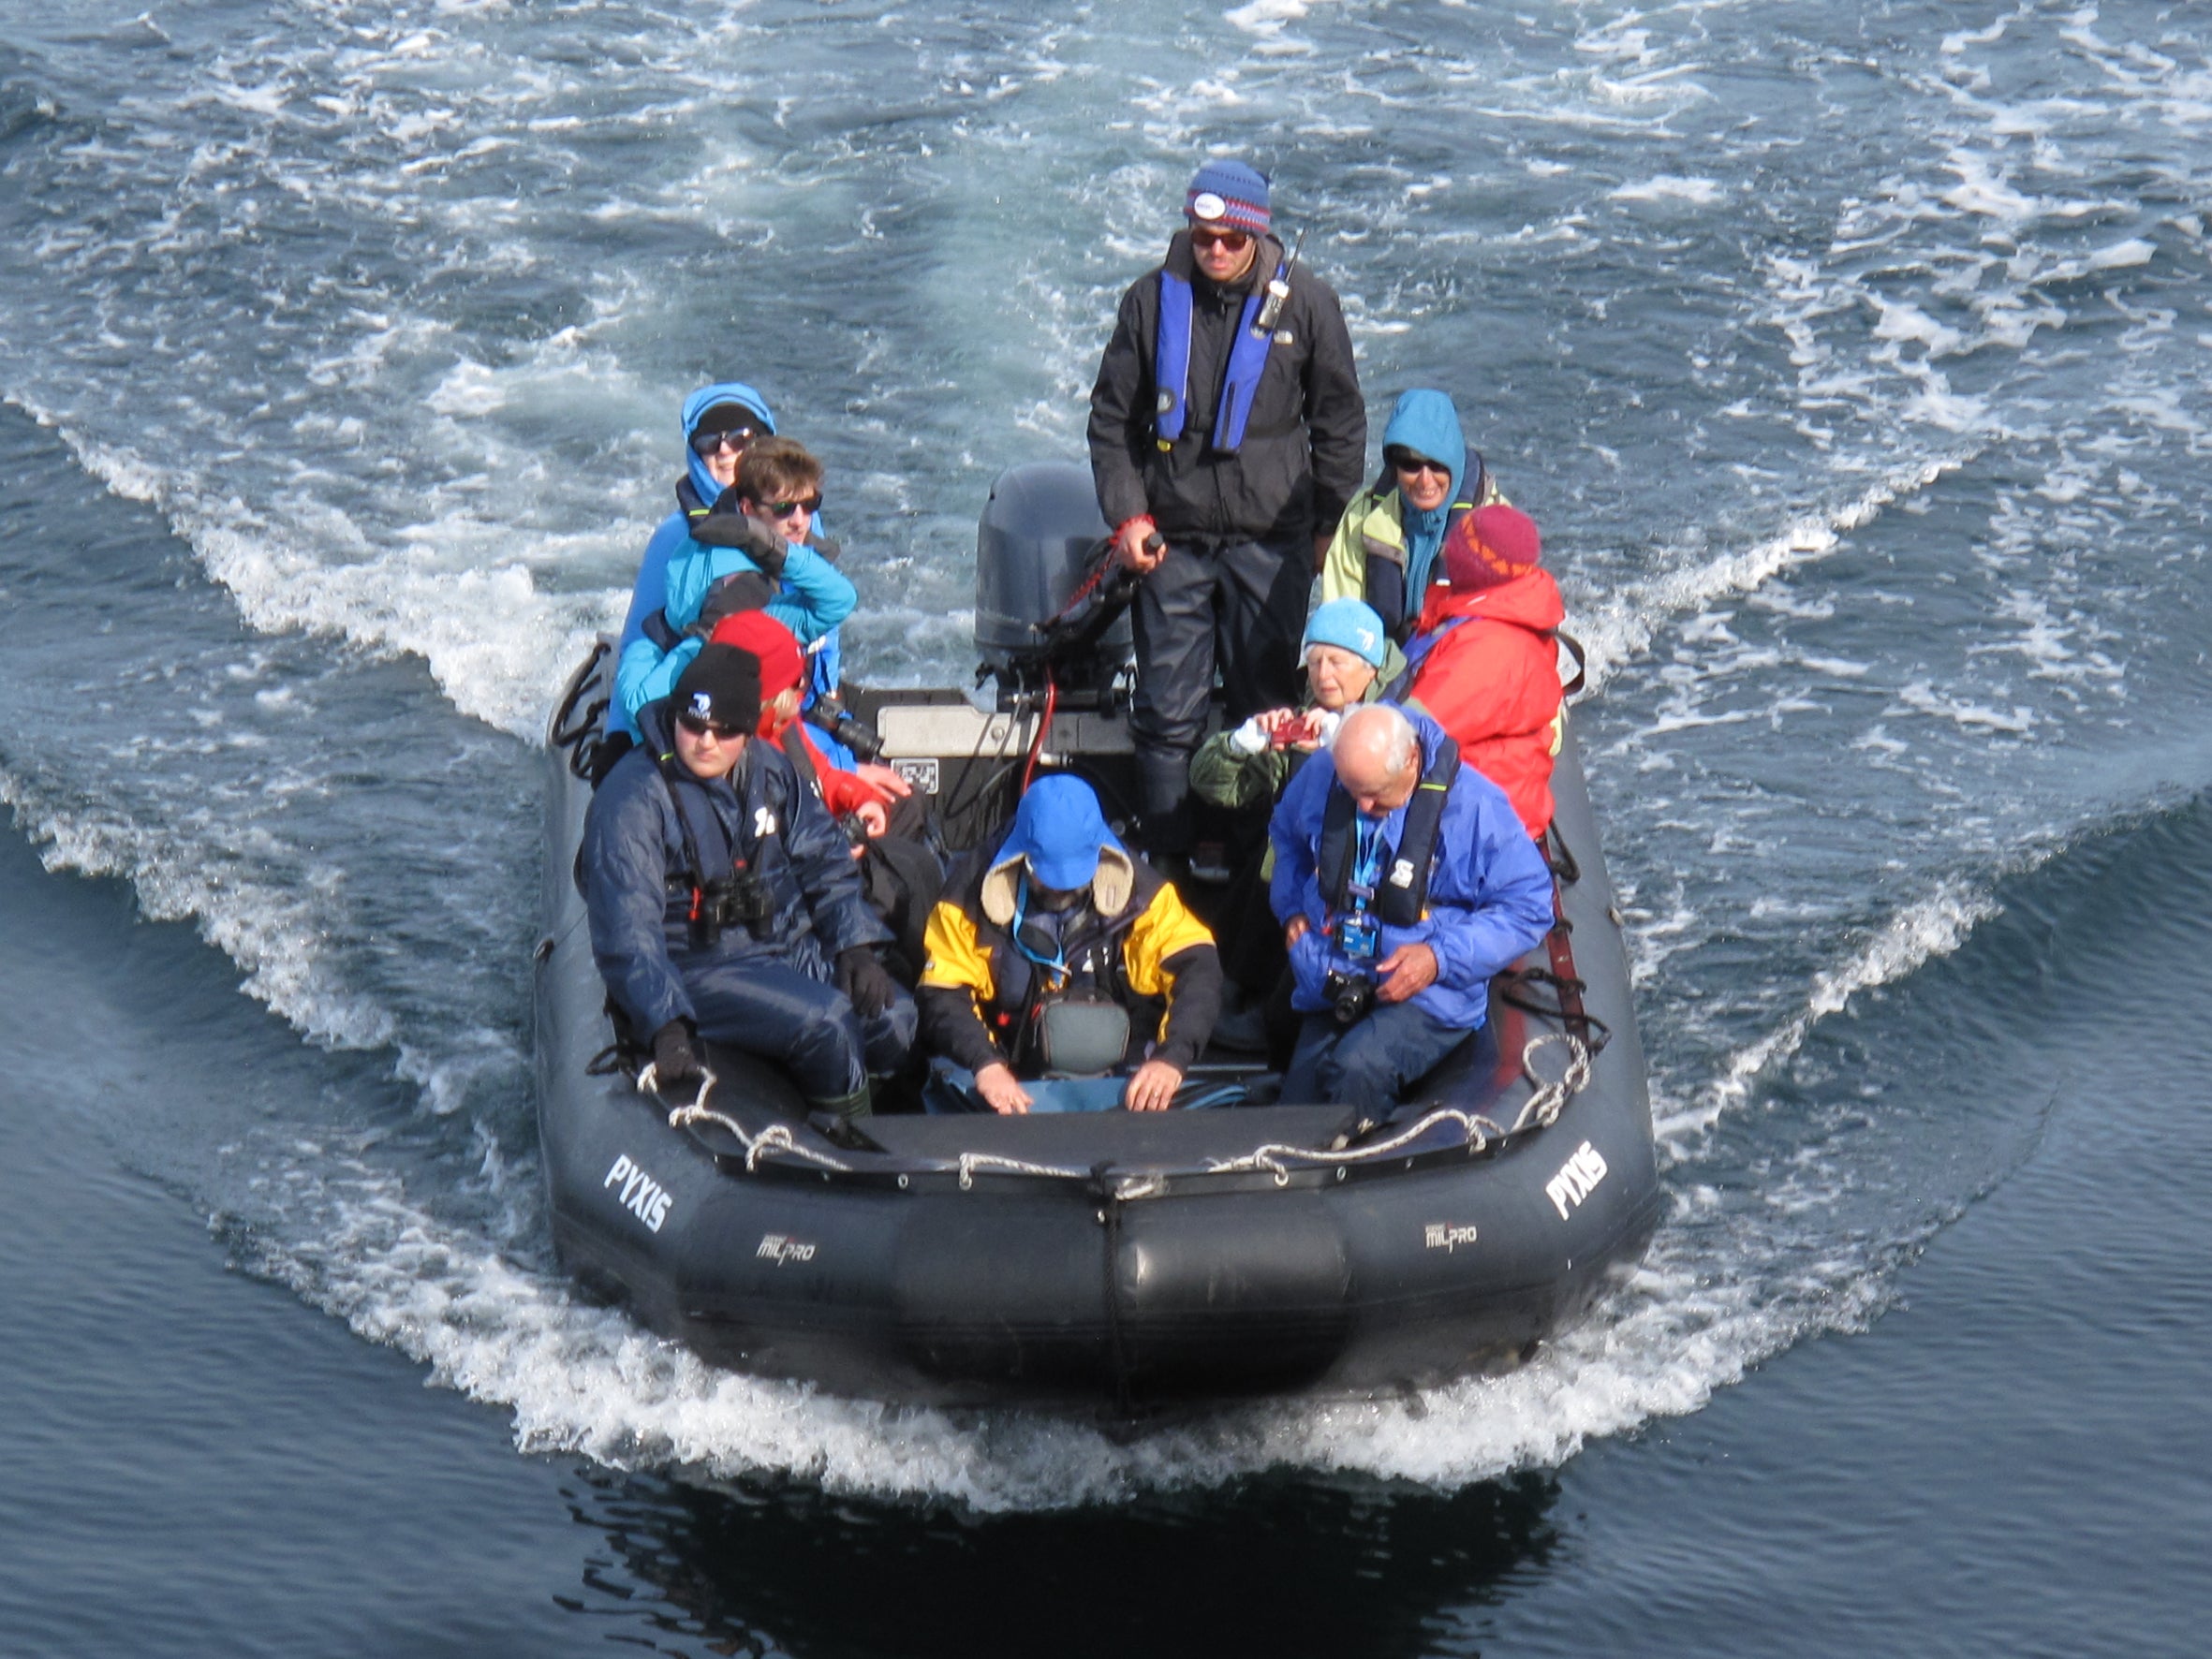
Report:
980,844,1136,928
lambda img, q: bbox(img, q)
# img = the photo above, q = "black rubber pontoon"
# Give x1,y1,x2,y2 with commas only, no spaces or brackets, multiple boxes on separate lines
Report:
533,465,1659,1412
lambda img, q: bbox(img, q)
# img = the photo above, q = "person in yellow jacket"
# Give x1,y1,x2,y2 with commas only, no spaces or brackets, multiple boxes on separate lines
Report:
916,775,1222,1114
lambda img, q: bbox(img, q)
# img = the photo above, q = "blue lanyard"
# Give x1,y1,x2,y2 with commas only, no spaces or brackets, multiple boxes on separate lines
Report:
1349,815,1387,905
1010,872,1071,989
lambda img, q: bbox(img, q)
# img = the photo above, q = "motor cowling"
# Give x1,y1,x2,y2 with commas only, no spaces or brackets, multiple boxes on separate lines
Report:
974,461,1130,704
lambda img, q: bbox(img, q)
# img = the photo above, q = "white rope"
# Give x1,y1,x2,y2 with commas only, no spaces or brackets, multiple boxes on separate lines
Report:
1204,1106,1507,1183
955,1150,1093,1190
1198,1032,1595,1181
634,1043,1591,1190
648,1066,857,1174
1511,1032,1593,1134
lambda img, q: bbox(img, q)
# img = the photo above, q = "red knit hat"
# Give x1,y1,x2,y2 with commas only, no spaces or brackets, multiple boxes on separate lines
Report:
1443,504,1542,591
708,610,804,699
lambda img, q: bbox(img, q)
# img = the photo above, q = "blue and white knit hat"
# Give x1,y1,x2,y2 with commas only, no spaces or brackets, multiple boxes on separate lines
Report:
1302,597,1389,669
1186,159,1271,235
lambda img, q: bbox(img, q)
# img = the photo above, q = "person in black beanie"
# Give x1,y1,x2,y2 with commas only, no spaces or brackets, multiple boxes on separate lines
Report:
580,641,913,1119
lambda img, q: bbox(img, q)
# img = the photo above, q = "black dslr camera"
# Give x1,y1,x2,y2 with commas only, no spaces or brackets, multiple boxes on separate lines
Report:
804,695,885,763
1321,968,1375,1027
690,869,775,947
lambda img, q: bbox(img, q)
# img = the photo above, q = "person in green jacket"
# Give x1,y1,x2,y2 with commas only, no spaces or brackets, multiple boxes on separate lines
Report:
1188,596,1406,814
1317,389,1508,642
1189,597,1402,1057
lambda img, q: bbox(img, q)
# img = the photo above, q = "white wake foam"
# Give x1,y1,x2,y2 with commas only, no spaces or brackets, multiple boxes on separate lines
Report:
1572,450,1980,694
1655,878,2004,1152
0,769,398,1053
226,1148,1844,1511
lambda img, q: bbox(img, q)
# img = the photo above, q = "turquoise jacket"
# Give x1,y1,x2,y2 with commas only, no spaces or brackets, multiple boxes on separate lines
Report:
612,382,859,737
614,530,855,730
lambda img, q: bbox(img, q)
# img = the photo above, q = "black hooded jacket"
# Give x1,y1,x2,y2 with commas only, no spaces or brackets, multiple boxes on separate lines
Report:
581,701,890,1039
1087,229,1365,547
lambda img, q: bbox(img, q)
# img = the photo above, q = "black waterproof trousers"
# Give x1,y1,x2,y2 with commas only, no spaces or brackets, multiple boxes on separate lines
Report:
1130,533,1309,854
687,958,916,1104
1281,1002,1468,1116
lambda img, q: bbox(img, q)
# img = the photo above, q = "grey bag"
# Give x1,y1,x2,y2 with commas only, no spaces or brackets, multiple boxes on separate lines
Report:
1035,995,1132,1079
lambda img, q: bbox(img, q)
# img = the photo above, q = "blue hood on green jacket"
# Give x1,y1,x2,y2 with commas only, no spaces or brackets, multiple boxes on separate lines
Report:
1379,389,1467,602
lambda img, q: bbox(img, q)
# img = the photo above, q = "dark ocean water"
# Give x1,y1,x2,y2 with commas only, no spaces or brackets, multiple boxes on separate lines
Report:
4,0,2212,1651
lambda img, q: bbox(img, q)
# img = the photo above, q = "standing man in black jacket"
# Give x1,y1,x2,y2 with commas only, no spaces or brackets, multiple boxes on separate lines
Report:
1088,158,1365,858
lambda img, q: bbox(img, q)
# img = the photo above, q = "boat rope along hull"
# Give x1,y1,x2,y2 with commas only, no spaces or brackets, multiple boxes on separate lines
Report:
535,642,1660,1409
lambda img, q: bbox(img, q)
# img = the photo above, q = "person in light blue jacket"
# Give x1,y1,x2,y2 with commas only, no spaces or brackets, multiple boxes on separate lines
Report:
1269,701,1553,1115
615,434,856,737
616,383,775,680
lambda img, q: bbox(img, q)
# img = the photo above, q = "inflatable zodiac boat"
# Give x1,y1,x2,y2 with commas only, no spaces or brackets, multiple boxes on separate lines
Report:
534,462,1659,1412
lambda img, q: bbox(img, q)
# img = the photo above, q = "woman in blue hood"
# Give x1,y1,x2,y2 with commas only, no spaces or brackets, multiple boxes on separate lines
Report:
1318,389,1509,642
608,383,856,751
617,382,777,666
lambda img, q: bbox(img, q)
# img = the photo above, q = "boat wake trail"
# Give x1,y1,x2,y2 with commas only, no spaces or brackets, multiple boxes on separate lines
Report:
1572,448,1982,697
4,0,2209,1511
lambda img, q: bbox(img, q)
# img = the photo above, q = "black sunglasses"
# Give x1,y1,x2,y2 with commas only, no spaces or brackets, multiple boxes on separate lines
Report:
1189,226,1250,253
676,712,745,740
757,494,822,518
689,426,759,456
1386,448,1451,478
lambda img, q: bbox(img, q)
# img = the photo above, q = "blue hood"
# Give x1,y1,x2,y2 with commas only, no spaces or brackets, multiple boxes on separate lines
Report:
993,773,1127,892
1379,389,1467,601
680,381,777,507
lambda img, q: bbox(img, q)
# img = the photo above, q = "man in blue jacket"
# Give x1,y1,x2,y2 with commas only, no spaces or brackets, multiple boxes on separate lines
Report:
1269,703,1554,1115
582,641,913,1120
615,435,856,738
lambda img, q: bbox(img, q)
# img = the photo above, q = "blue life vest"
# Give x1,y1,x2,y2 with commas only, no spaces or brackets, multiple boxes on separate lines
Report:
1315,736,1461,928
1154,257,1284,455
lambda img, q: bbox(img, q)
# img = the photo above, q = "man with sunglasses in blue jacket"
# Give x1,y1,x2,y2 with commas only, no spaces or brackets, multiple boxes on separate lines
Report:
582,640,912,1123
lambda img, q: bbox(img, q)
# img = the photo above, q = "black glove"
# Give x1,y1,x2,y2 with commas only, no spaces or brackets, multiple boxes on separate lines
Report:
687,569,775,637
650,1020,704,1101
837,947,898,1021
695,492,790,578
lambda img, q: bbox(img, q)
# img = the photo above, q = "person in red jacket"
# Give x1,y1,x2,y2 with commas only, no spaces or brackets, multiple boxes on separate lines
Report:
1401,504,1567,840
707,610,891,838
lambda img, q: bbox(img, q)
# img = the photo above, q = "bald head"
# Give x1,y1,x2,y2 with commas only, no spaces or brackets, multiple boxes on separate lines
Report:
1333,705,1422,817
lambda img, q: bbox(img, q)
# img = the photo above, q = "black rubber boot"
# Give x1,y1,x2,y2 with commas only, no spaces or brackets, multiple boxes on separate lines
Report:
808,1083,873,1123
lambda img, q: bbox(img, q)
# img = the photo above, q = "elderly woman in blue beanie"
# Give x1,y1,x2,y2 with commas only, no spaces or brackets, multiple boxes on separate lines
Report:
1187,596,1405,1059
1319,389,1509,642
1187,596,1407,815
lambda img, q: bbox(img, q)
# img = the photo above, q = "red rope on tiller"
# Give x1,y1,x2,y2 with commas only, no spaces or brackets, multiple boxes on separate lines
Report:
1035,532,1158,639
1045,559,1112,630
1023,671,1058,792
1035,556,1113,641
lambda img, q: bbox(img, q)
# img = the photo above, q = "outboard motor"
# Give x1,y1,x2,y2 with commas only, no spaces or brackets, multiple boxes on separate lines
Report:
974,461,1131,711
